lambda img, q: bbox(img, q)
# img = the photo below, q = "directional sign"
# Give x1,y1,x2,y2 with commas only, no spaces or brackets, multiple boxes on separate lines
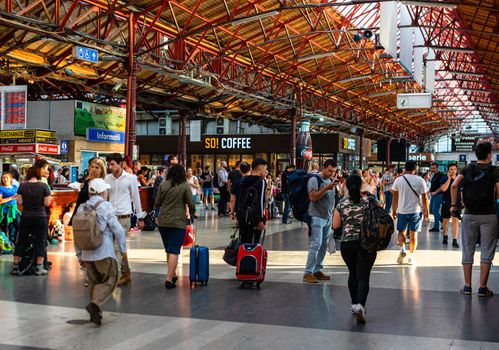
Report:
73,46,98,63
60,140,69,155
397,93,432,109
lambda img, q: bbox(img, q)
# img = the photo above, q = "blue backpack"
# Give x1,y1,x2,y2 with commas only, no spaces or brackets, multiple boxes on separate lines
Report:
288,170,322,224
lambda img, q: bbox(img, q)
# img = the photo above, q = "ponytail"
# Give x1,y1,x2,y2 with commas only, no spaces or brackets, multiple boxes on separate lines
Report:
346,174,362,204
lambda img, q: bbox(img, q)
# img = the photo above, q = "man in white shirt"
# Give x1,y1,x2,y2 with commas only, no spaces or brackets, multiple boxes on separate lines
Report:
218,161,229,217
105,153,145,286
392,160,429,265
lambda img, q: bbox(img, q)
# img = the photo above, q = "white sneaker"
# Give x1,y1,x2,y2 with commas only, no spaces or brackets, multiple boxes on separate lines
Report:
408,255,416,265
353,304,366,324
350,304,356,314
397,251,406,265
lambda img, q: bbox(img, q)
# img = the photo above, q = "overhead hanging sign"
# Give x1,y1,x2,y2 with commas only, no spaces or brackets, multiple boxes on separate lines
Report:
87,128,125,144
399,5,414,74
73,46,99,63
0,85,27,130
0,129,56,144
379,1,398,58
0,143,59,155
397,93,432,109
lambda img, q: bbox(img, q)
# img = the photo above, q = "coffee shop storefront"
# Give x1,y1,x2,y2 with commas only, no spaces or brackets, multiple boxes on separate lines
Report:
136,133,357,175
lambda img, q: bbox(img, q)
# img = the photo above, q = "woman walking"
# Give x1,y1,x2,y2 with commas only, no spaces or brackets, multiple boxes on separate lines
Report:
11,160,51,275
333,174,377,324
186,167,200,204
154,164,195,289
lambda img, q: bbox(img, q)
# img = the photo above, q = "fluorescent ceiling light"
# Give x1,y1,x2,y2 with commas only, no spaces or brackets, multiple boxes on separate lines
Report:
401,1,458,9
336,74,372,84
408,112,427,117
230,11,279,26
297,51,336,62
420,120,440,125
367,91,396,98
463,88,492,93
434,109,457,113
432,46,474,54
446,71,485,77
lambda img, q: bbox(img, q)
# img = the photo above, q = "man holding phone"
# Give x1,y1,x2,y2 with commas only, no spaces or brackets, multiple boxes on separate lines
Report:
303,159,339,284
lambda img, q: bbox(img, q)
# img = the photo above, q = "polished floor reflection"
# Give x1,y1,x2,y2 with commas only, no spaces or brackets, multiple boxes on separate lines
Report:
1,207,498,349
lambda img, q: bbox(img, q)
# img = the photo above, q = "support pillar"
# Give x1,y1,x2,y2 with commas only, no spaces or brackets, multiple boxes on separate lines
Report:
125,13,136,158
290,108,297,166
386,138,392,167
178,111,187,166
359,130,364,169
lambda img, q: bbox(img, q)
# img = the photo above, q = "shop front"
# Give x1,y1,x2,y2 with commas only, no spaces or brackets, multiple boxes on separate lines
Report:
0,129,60,175
137,133,349,175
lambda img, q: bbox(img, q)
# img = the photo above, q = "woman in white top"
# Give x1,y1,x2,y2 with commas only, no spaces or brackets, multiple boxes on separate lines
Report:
186,168,200,203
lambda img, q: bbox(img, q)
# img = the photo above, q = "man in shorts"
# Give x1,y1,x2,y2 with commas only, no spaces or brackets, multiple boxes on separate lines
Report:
392,160,429,265
451,142,499,297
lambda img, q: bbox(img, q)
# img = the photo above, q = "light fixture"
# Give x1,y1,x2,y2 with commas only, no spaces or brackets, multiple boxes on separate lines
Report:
6,50,47,65
230,10,279,26
353,32,363,42
58,63,98,78
401,1,458,9
336,74,372,84
297,51,336,62
408,112,427,117
431,46,474,54
445,71,485,77
463,88,492,93
367,91,396,98
420,120,440,125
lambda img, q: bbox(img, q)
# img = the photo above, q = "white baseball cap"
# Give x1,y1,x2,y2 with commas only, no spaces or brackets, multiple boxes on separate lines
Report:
89,178,111,194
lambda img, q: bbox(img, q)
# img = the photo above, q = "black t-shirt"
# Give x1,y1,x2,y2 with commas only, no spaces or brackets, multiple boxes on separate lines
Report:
228,170,242,187
18,182,51,217
430,172,445,193
281,171,290,194
200,171,213,188
237,175,267,223
460,163,499,215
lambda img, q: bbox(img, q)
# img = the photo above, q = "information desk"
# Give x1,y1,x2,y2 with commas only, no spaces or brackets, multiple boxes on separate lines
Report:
18,187,154,229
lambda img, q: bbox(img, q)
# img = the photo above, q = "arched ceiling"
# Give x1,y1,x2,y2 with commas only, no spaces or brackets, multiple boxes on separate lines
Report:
0,0,496,142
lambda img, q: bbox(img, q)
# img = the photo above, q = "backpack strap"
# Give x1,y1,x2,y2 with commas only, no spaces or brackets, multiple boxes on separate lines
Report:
402,175,420,200
93,199,105,210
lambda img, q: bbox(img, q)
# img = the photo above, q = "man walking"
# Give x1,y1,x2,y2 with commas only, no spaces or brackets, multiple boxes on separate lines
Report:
105,153,145,286
392,160,429,265
200,166,215,210
236,159,267,244
429,162,445,232
218,161,229,217
281,165,295,224
303,159,338,283
451,142,499,297
382,165,395,214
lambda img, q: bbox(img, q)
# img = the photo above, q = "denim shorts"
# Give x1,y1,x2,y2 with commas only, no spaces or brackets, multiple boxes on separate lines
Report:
158,227,186,254
203,187,214,197
397,212,423,232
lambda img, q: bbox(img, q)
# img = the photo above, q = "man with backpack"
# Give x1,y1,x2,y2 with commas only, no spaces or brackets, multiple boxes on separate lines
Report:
392,160,429,265
74,178,126,326
429,162,446,232
236,158,267,244
230,162,251,221
303,159,338,284
451,142,499,297
281,165,295,224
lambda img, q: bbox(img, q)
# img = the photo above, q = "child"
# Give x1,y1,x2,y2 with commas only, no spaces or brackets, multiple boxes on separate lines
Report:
74,179,126,326
62,202,76,241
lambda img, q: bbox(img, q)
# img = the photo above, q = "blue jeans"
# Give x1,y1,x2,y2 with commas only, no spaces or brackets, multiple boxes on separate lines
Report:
305,217,331,274
282,193,290,223
384,191,393,214
430,194,443,229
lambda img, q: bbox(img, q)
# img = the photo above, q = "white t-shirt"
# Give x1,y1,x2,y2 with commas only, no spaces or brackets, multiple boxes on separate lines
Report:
392,174,428,214
187,176,198,196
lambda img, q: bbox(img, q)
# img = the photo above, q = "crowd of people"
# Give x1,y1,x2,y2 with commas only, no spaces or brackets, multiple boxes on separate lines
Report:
1,141,497,326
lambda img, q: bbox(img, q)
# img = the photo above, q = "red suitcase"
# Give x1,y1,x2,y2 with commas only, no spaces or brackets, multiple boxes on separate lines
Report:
236,241,267,289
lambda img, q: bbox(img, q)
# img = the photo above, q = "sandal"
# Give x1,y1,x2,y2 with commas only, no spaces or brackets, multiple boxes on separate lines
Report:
164,280,176,289
478,287,494,298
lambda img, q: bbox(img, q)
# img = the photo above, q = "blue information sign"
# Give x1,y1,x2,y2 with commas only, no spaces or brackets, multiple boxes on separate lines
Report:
496,154,499,162
459,154,466,162
73,46,99,63
60,140,69,154
86,128,125,144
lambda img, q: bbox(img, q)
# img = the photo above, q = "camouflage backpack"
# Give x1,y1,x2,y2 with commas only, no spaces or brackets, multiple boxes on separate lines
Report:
360,197,394,253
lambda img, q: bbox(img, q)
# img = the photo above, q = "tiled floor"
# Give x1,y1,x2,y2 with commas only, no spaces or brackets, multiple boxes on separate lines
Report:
1,206,499,349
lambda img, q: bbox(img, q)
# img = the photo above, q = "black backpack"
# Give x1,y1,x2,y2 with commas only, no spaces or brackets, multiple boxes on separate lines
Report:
288,170,322,224
213,172,219,189
237,180,262,226
141,211,156,231
462,164,494,212
360,197,394,253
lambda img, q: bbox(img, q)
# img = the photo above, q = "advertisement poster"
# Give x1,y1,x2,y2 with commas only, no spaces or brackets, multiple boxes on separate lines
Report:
74,100,126,136
0,85,27,130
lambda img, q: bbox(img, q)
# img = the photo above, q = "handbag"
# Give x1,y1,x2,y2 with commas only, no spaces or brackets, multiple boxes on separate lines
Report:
327,233,337,255
182,225,195,248
223,228,240,266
